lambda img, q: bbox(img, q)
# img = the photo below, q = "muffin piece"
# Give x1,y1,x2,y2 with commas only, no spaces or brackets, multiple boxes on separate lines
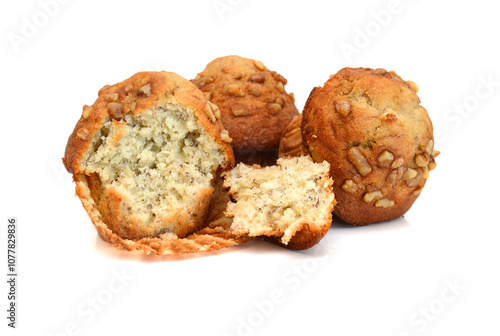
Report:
192,55,299,161
222,156,335,250
63,71,236,254
301,67,439,225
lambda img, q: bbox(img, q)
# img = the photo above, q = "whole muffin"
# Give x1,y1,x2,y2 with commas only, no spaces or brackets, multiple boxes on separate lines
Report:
300,67,438,225
191,55,298,159
63,71,237,254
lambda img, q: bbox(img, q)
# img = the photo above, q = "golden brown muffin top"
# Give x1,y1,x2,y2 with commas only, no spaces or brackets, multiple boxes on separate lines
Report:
192,55,299,153
302,67,438,225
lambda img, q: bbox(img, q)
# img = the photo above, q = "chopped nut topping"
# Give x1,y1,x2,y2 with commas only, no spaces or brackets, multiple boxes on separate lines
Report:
381,108,397,122
220,129,233,143
374,68,386,75
347,147,372,176
231,104,253,117
208,101,218,111
208,102,221,120
391,157,404,169
342,180,357,193
77,128,90,140
276,82,285,93
375,198,395,208
198,76,214,88
271,71,287,84
82,105,91,119
254,60,266,71
268,103,282,114
378,150,394,167
406,176,420,188
227,84,245,97
422,165,429,179
125,84,134,92
138,84,151,96
275,97,285,107
206,103,216,123
428,160,437,171
249,73,266,83
213,107,221,120
415,153,430,167
363,190,383,203
432,150,441,158
106,93,119,102
425,140,434,154
286,126,301,138
406,168,422,187
386,170,397,183
402,168,417,180
288,92,295,104
407,80,419,92
282,129,303,150
129,102,136,111
396,166,405,179
204,91,212,101
107,102,123,119
335,100,351,117
248,84,262,97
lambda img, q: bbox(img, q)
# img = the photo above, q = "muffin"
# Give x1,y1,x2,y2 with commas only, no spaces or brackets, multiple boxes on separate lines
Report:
287,67,438,225
63,71,237,254
222,156,335,250
192,55,298,164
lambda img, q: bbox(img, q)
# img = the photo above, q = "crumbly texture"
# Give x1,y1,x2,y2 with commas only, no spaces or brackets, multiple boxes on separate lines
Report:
64,71,237,254
302,67,438,225
278,114,309,158
222,156,335,250
191,55,299,154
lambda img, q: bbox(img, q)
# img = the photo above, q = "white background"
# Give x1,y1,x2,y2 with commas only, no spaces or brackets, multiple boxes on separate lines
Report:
1,0,499,335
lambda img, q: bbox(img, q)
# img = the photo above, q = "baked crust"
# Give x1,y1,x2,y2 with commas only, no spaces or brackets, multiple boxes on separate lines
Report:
264,221,331,250
63,71,244,254
192,55,299,154
301,67,438,225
